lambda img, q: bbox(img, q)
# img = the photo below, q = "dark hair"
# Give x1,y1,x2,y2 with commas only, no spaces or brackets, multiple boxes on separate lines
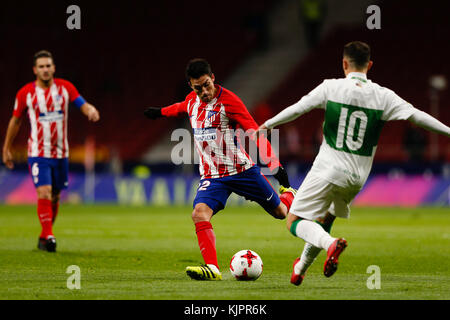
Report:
343,41,370,69
185,58,212,82
33,50,53,66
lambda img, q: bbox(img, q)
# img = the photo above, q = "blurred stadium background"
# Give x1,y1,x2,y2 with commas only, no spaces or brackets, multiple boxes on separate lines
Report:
1,0,449,207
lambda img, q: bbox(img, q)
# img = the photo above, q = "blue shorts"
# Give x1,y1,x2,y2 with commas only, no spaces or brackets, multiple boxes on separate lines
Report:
28,157,69,190
193,166,280,214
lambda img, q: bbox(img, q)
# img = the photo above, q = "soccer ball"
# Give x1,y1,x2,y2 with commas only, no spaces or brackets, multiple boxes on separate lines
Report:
229,250,263,281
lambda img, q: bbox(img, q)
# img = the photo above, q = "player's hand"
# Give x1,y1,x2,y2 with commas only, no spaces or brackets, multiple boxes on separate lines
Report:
273,166,290,188
2,149,14,170
81,103,100,122
87,106,100,122
144,107,163,119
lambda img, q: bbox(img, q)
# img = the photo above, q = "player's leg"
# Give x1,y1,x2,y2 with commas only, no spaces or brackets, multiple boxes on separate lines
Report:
36,184,57,252
186,179,231,280
290,180,360,282
291,212,336,284
287,212,345,284
36,184,54,236
287,213,337,258
273,186,296,219
29,157,56,252
286,173,348,284
191,203,217,270
186,203,222,280
51,158,69,225
321,195,357,277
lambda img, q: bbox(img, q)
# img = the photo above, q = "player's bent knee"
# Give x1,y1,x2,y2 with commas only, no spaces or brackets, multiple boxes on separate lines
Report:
36,185,52,200
286,213,302,232
191,203,213,223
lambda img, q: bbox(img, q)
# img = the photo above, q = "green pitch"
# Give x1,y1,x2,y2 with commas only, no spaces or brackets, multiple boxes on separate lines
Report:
0,204,449,300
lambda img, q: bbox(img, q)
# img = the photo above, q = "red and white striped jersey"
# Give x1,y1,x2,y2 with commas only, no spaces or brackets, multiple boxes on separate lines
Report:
162,85,280,179
12,78,81,159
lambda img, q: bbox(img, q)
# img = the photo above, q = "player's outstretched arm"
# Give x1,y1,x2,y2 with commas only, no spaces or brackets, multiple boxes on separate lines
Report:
408,110,450,137
2,116,22,169
144,101,188,120
81,103,100,122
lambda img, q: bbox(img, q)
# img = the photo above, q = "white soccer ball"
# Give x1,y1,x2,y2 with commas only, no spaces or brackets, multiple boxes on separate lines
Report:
229,249,263,281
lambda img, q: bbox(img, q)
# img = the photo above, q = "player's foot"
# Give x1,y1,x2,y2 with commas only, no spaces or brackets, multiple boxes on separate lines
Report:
186,264,222,281
323,238,347,277
279,186,297,196
37,236,57,252
290,257,305,286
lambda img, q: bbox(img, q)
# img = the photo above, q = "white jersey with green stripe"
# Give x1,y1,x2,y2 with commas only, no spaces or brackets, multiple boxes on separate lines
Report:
264,72,418,188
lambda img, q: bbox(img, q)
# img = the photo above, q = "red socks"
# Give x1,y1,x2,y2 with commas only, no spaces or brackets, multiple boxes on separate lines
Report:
37,199,53,239
280,191,295,212
195,221,218,270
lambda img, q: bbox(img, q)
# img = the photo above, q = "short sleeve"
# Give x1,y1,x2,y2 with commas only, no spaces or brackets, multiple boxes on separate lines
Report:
62,80,81,102
382,89,417,121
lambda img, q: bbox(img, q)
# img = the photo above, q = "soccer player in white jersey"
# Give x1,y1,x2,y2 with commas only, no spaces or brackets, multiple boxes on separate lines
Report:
2,50,100,252
258,41,450,285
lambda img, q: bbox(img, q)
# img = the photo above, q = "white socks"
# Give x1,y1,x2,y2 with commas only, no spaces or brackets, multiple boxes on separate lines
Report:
294,242,322,275
293,220,336,251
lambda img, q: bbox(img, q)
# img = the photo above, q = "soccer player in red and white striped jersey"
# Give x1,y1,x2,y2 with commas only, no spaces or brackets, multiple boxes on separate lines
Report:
161,79,274,179
144,59,296,280
2,50,100,252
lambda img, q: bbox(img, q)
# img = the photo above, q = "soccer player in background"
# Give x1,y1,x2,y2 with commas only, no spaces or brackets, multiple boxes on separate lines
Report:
2,50,100,252
258,41,450,285
144,58,296,280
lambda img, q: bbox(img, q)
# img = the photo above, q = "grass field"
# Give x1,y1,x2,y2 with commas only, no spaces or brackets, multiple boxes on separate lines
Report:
0,204,449,300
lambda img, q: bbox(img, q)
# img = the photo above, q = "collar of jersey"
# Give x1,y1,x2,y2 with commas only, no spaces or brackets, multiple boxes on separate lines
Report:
213,84,223,100
34,81,54,91
347,72,368,81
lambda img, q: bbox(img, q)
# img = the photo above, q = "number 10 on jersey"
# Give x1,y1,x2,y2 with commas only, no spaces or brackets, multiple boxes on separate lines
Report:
323,101,385,157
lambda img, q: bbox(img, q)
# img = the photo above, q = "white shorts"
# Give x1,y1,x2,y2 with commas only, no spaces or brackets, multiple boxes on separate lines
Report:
290,172,361,221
